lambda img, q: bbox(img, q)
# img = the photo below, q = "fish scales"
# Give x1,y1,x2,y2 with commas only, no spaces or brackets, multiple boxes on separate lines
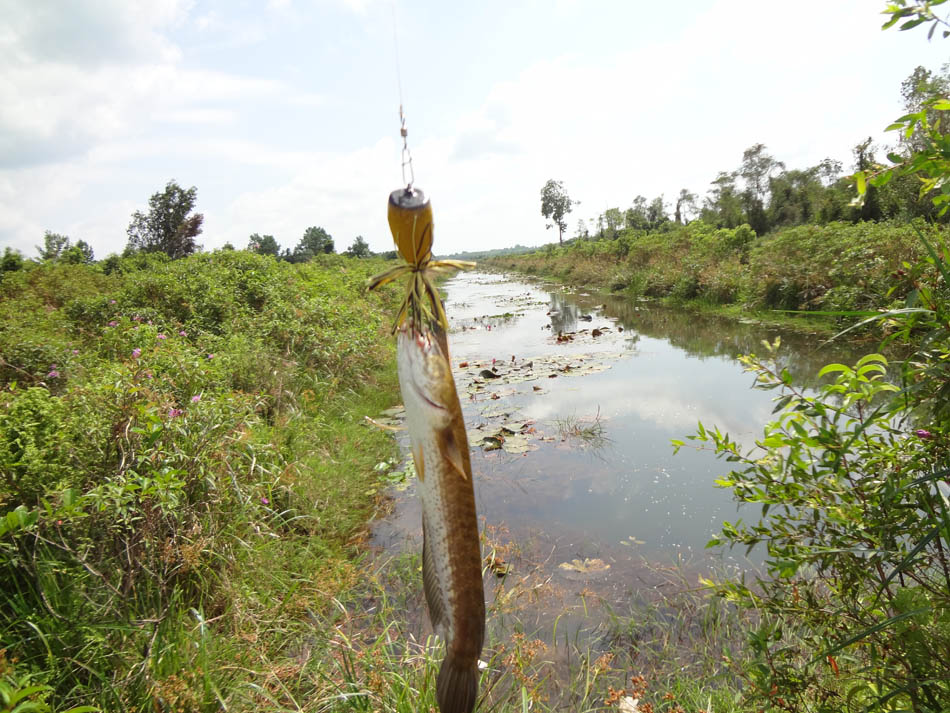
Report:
397,323,485,713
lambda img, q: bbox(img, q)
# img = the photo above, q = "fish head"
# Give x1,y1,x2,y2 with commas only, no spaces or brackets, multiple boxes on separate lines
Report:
398,325,458,428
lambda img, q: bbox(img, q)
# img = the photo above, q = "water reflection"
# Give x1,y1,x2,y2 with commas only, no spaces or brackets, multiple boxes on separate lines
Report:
373,271,878,581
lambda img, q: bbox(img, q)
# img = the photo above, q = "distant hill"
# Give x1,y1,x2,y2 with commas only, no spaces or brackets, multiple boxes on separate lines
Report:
437,244,538,261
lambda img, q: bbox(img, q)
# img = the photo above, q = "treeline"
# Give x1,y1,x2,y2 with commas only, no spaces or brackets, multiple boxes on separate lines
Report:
1,180,383,273
575,64,950,241
439,244,536,261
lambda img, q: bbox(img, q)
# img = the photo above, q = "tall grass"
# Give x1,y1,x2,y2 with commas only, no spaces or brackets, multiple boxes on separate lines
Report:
0,251,404,711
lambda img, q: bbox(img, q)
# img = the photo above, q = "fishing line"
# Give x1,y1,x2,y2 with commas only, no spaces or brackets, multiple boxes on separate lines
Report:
390,0,414,188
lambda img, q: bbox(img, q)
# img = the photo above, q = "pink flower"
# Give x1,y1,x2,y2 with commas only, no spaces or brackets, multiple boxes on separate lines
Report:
108,321,117,327
109,299,117,304
168,408,183,418
206,353,214,360
132,348,141,358
191,394,201,403
915,429,933,440
157,333,167,340
179,330,187,337
261,497,269,505
47,369,60,378
72,349,79,355
132,315,141,322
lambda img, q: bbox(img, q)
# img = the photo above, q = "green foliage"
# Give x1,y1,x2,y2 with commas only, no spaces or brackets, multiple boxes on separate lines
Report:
688,339,949,712
0,250,24,276
343,235,372,257
125,180,203,259
289,225,335,262
0,252,402,710
540,179,575,244
246,233,280,256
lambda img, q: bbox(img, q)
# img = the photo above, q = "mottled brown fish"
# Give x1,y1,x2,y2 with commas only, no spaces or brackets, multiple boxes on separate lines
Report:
397,321,484,713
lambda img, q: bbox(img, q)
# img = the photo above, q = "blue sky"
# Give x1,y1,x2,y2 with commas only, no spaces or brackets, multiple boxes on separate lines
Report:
2,0,949,259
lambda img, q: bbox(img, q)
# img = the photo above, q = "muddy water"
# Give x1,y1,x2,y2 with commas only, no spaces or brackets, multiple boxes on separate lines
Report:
370,270,870,637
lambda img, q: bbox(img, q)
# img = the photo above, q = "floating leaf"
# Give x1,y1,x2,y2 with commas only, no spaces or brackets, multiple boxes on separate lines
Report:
558,557,610,574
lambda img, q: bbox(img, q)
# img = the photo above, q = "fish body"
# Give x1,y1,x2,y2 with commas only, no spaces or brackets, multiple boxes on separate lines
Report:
397,322,485,713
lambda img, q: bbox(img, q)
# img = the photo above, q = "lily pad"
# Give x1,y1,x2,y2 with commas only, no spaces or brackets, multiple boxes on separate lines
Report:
558,557,610,574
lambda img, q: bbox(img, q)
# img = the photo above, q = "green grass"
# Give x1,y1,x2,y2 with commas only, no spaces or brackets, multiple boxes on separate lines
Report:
486,220,948,336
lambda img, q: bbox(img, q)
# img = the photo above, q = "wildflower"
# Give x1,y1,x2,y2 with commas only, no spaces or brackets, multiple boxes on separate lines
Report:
132,348,141,358
132,315,141,322
47,369,60,378
261,497,270,505
179,330,187,337
109,299,117,304
207,353,214,360
108,321,117,327
168,408,183,418
915,429,933,440
72,349,79,354
191,394,201,403
145,371,153,379
157,333,167,340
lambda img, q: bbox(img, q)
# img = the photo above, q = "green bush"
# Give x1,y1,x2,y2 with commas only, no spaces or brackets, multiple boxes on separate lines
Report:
0,252,401,710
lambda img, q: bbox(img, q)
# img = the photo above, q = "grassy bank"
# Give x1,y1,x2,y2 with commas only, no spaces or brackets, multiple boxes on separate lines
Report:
0,251,405,711
486,220,945,331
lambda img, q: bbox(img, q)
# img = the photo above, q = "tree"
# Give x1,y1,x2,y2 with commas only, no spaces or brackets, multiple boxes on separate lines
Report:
247,233,280,256
602,207,623,238
344,235,372,257
36,231,70,261
703,171,745,228
1,247,24,274
853,137,884,221
646,195,668,229
35,232,93,264
291,226,334,262
674,189,698,224
60,240,94,264
625,196,649,231
126,180,203,259
540,180,575,245
738,143,784,234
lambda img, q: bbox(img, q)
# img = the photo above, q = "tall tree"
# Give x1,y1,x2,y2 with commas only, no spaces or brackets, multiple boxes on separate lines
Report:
126,180,203,259
540,180,575,245
625,195,649,231
602,207,623,238
60,240,94,264
36,231,70,261
853,138,883,221
291,226,334,261
646,195,668,229
344,235,372,257
703,171,746,228
738,144,784,234
674,189,698,224
247,233,280,256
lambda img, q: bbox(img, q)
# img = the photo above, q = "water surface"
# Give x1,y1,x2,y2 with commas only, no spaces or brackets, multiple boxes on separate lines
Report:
371,270,872,626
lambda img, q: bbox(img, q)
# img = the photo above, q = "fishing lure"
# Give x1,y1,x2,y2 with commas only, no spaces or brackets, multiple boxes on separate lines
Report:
368,186,473,331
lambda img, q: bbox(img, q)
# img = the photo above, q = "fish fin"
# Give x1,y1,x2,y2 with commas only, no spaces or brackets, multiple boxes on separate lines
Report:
441,428,469,482
436,654,479,713
422,514,446,633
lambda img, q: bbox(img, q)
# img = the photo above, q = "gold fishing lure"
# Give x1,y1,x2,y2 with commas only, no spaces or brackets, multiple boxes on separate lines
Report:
368,186,473,332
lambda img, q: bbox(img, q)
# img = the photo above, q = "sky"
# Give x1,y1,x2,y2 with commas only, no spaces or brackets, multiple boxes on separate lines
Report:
2,0,950,259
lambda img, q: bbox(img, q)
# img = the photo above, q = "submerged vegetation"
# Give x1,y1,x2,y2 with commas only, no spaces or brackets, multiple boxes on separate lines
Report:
3,3,950,712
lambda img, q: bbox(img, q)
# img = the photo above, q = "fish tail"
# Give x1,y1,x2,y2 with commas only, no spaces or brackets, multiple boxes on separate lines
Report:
436,654,479,713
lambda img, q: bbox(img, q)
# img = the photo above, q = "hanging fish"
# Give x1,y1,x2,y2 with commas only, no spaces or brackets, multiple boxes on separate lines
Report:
369,186,483,713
